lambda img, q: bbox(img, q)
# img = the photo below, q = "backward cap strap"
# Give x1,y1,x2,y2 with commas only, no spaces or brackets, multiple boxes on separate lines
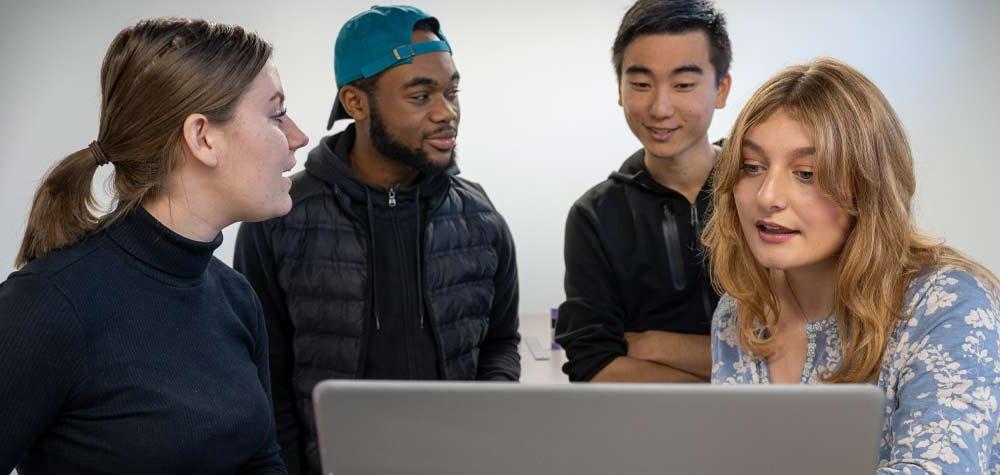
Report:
359,40,451,78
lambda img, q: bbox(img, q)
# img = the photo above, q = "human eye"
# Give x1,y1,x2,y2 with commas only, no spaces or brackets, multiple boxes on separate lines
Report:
271,108,287,122
740,161,764,175
793,170,815,182
630,81,651,91
411,93,430,104
674,82,696,91
445,88,460,101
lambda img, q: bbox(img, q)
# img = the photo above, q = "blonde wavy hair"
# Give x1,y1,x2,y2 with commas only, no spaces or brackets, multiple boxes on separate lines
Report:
702,57,998,383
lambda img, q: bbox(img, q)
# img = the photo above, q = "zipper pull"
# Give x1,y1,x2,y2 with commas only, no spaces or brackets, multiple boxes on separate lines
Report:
388,187,397,207
690,203,697,227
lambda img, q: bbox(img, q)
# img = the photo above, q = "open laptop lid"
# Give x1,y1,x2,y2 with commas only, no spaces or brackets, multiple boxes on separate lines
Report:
314,381,884,475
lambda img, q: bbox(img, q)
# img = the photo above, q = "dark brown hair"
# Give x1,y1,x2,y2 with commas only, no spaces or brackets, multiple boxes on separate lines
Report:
612,0,732,85
16,18,272,267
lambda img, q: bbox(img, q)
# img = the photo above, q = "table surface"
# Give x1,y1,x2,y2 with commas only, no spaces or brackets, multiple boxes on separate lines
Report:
517,313,569,384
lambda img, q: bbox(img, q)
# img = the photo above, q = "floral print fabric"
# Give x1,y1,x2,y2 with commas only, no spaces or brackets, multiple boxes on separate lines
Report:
711,267,1000,474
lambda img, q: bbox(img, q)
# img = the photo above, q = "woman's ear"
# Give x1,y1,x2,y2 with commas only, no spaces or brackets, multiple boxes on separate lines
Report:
181,113,219,168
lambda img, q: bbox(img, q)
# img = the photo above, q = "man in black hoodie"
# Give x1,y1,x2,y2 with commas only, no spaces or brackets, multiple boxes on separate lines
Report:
234,6,520,474
555,0,731,382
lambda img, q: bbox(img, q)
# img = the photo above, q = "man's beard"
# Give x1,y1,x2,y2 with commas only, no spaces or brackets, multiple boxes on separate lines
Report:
369,100,456,176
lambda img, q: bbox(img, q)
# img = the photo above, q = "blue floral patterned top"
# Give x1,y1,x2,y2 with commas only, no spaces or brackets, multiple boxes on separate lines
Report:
712,267,1000,474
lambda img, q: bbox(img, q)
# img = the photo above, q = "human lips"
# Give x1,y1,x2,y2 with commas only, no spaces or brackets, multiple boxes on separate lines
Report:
645,124,680,142
425,131,457,151
278,158,296,188
282,158,296,174
755,219,799,244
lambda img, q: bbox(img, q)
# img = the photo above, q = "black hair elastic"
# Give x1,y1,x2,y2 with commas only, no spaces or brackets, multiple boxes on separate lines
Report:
88,140,111,166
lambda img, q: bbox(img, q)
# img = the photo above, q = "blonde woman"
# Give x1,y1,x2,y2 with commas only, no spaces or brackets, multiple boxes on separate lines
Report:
704,58,1000,473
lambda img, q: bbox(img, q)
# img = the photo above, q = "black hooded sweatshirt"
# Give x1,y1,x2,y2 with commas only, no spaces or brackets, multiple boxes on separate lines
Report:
323,129,447,379
555,149,720,382
235,123,520,474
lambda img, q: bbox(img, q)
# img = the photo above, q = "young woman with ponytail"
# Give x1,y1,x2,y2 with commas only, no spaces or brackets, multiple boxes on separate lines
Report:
705,58,1000,473
0,17,307,473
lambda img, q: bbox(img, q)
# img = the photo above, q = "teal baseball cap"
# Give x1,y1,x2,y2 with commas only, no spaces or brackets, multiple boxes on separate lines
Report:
327,5,452,129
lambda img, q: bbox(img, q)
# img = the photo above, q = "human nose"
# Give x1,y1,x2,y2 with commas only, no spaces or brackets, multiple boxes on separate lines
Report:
430,95,459,126
755,170,788,212
649,85,676,120
284,115,309,151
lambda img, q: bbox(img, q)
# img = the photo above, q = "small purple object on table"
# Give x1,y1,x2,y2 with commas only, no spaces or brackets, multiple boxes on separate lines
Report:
550,307,561,350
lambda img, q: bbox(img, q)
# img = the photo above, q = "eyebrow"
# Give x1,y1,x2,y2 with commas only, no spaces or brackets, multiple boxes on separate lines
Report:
624,65,653,76
743,139,816,159
401,72,461,90
671,64,704,76
623,64,704,77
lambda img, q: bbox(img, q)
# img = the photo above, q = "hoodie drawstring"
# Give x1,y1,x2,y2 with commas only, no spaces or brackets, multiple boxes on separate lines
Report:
367,185,425,331
365,188,382,331
415,185,425,329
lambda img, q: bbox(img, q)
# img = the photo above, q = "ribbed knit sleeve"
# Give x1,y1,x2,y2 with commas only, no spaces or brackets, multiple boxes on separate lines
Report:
0,274,86,470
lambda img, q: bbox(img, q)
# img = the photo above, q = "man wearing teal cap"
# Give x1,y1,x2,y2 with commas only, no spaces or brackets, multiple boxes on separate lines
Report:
235,5,521,473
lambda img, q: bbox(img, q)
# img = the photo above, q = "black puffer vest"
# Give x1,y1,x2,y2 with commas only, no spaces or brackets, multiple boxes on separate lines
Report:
261,126,519,470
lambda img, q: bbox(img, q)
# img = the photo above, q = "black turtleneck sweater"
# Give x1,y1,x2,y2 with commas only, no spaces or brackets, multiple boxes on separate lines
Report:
322,127,443,380
0,207,284,474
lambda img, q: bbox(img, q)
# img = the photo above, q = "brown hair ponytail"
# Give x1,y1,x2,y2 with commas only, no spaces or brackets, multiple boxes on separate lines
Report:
15,148,104,267
15,18,272,267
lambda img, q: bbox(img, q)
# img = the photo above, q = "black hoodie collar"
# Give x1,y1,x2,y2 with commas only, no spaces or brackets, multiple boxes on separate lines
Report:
304,124,448,331
304,123,456,207
610,148,715,198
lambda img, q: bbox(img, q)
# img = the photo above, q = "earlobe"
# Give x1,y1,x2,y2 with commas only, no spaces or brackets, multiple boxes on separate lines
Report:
617,82,624,107
715,73,732,109
181,113,218,168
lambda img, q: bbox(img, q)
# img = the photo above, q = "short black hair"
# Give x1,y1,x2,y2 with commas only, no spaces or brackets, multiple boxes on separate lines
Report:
612,0,732,85
350,18,440,95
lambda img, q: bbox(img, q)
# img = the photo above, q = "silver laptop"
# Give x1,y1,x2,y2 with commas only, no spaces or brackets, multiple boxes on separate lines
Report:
313,382,884,475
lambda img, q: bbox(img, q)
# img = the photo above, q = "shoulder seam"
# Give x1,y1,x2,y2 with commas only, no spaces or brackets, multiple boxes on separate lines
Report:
24,274,91,399
19,236,104,278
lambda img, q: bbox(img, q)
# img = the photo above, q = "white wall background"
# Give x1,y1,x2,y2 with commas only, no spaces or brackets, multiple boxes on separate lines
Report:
1,0,998,314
